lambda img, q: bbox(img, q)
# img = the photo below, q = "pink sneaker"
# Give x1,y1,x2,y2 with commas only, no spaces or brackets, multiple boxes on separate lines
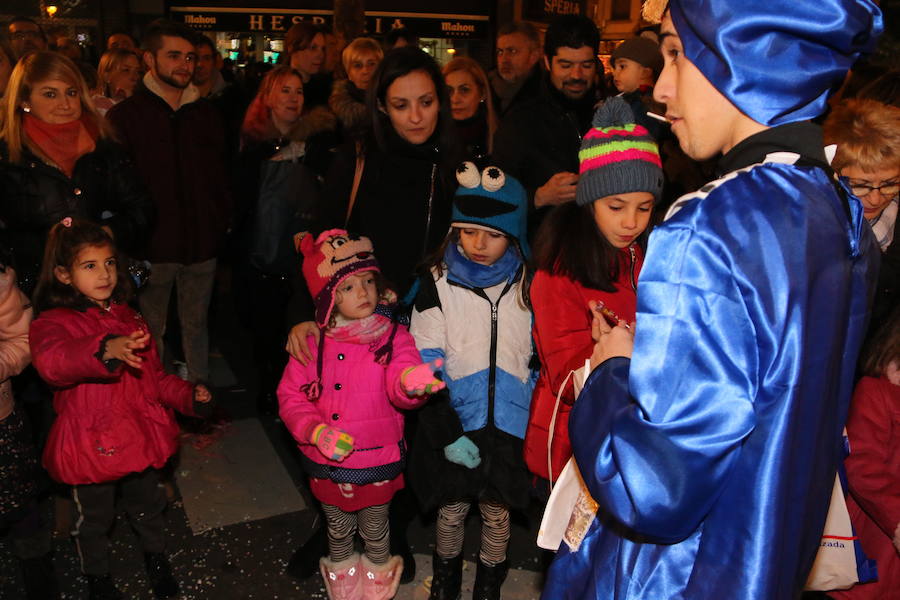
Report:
360,554,404,600
320,553,363,600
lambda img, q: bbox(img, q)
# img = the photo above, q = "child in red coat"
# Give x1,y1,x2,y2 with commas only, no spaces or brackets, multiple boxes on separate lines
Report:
277,229,442,600
526,98,662,488
832,309,900,600
29,219,212,600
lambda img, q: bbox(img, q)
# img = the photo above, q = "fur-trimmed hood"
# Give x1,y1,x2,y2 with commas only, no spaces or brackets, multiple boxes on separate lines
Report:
329,79,369,134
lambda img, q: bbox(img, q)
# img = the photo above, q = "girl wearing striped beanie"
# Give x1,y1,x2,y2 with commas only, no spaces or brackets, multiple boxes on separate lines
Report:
525,96,663,487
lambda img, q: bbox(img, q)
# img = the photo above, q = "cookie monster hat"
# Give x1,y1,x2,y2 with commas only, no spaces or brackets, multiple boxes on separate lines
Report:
452,162,530,259
668,0,883,126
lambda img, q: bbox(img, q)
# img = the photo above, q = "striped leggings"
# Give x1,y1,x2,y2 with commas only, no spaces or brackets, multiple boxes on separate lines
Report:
436,500,510,566
321,502,390,564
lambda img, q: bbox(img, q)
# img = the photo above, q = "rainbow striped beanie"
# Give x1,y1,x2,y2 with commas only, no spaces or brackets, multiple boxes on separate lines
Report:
576,97,663,206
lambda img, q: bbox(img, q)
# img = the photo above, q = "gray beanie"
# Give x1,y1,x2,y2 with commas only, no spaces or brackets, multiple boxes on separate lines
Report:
611,37,664,76
575,97,664,206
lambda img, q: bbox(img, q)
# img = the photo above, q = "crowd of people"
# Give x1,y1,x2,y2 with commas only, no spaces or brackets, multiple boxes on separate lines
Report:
0,1,897,599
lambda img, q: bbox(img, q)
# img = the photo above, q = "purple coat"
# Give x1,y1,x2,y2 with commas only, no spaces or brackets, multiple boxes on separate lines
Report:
277,325,426,483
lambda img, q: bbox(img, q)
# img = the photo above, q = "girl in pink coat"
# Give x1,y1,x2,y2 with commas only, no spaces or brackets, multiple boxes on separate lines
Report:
29,219,213,600
278,229,442,600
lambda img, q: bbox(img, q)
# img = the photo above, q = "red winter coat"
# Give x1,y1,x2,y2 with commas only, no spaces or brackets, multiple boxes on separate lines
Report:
525,246,642,482
832,375,900,600
30,302,194,485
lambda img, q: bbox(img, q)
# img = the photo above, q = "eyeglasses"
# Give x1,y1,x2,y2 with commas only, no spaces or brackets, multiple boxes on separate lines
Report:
849,180,900,198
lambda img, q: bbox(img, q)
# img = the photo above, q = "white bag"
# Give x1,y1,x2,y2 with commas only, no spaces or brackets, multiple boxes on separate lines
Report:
537,360,599,552
804,472,862,591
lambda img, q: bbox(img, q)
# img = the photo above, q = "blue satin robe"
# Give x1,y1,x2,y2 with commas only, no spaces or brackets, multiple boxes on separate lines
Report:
542,156,878,599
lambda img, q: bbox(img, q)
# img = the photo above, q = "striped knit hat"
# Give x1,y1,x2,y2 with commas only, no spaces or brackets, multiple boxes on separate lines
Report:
576,97,663,206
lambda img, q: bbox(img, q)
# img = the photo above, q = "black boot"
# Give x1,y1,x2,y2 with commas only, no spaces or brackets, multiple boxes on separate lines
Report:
86,574,124,600
472,559,509,600
429,552,463,600
144,552,179,599
19,552,61,600
285,522,328,580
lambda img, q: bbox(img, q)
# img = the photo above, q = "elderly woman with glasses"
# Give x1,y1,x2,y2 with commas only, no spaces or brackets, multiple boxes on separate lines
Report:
825,97,900,335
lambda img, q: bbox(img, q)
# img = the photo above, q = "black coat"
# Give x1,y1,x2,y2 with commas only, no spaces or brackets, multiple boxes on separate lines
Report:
0,138,154,294
319,130,460,296
492,77,596,237
107,87,231,265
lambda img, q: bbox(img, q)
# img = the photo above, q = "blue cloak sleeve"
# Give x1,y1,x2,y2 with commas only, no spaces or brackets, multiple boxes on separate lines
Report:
571,225,757,543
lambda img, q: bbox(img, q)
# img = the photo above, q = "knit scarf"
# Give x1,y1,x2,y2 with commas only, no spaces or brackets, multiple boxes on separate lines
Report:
327,312,391,345
24,114,97,177
444,241,521,289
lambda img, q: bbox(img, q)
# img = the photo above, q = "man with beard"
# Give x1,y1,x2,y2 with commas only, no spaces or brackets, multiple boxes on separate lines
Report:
489,22,543,116
493,14,600,237
108,20,231,385
541,0,883,598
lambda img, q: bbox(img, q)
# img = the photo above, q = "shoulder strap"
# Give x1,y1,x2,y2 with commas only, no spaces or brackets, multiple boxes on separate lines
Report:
344,141,365,226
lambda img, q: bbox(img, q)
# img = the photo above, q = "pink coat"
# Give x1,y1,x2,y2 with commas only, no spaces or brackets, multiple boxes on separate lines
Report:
277,325,426,481
30,302,194,485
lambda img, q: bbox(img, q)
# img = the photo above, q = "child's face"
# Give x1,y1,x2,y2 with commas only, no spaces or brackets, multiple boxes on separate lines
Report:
592,192,653,248
334,271,379,321
54,243,117,307
458,227,510,266
887,361,900,386
612,58,650,93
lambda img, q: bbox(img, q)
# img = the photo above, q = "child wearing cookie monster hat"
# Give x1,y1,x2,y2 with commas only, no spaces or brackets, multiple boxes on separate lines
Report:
408,164,536,599
276,228,445,600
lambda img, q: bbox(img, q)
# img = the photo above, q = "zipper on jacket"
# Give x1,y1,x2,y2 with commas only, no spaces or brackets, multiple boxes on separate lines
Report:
423,163,437,257
629,245,637,291
464,277,515,428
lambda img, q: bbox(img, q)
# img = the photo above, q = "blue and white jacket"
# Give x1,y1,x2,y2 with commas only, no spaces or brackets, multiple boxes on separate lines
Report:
410,265,536,438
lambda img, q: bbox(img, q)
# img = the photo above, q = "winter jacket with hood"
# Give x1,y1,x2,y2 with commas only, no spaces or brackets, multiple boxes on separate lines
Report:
277,326,427,485
30,302,196,485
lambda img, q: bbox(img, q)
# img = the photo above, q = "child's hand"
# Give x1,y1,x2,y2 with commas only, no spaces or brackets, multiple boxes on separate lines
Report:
444,435,481,469
309,424,354,461
194,384,212,403
103,330,150,369
588,301,634,370
401,359,446,396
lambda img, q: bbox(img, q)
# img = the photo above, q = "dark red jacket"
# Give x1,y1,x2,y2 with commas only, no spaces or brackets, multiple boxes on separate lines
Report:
832,376,900,600
30,302,194,485
107,86,231,264
526,246,642,482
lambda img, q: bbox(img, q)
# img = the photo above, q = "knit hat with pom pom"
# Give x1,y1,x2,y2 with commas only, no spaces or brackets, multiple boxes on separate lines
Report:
576,96,663,206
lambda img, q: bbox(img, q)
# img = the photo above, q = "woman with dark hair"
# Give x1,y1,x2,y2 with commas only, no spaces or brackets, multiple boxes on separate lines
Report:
0,51,153,296
283,46,463,585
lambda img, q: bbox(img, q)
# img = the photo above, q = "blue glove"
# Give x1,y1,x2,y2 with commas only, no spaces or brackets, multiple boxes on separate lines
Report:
443,435,481,469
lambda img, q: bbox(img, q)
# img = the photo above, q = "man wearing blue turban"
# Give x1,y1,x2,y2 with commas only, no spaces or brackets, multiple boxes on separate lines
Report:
542,1,884,598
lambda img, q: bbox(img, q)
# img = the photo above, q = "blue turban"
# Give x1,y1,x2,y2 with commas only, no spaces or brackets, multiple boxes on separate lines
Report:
669,0,883,126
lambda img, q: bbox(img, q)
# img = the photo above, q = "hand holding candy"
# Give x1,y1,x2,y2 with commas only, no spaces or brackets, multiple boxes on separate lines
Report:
444,435,481,469
401,359,446,396
310,424,354,461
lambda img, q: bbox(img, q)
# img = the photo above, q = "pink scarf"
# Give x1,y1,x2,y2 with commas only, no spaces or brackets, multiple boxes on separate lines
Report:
326,312,391,345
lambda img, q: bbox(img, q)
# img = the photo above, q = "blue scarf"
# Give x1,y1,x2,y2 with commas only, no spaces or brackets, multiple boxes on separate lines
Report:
444,242,521,289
